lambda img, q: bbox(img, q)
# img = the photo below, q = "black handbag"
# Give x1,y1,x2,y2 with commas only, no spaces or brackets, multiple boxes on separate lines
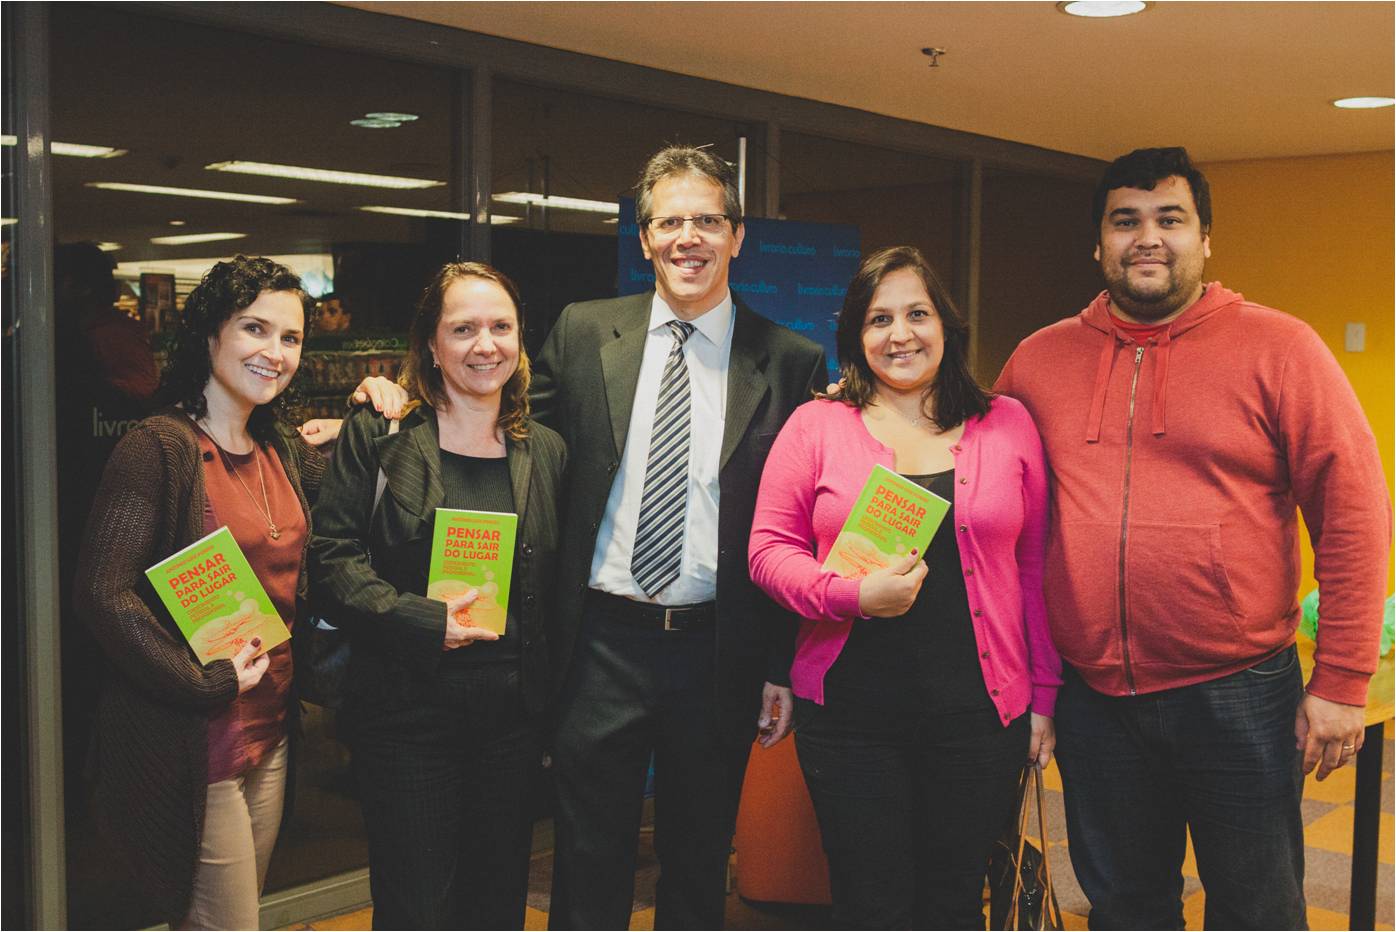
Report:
988,763,1064,931
295,419,397,709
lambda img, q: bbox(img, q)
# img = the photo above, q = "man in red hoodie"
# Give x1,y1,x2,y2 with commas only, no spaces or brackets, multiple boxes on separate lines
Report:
995,147,1390,929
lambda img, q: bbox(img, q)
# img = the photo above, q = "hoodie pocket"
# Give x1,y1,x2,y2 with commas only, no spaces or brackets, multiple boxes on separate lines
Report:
1044,520,1123,668
1125,522,1245,668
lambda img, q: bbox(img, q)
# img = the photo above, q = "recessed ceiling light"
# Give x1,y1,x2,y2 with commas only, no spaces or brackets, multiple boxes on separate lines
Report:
149,232,248,246
207,160,445,190
1332,96,1395,109
96,242,123,252
169,220,187,226
86,182,298,205
364,112,419,122
492,192,620,215
351,119,401,129
1058,1,1148,17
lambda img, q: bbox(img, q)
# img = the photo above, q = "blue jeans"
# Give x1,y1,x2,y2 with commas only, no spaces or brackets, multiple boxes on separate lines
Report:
1055,646,1307,930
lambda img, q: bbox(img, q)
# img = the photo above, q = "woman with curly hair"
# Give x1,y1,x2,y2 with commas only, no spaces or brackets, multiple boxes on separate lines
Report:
75,255,322,928
309,261,566,929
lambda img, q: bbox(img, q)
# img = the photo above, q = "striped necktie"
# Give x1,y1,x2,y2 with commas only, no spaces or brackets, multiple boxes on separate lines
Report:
631,320,696,597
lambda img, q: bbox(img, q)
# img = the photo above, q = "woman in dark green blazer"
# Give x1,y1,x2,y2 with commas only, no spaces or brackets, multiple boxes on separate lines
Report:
308,262,565,930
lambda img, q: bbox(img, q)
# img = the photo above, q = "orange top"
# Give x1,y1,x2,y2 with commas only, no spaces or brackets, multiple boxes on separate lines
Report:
195,427,305,783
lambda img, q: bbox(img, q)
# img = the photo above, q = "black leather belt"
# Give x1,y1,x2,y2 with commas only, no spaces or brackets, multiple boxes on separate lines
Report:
587,589,716,632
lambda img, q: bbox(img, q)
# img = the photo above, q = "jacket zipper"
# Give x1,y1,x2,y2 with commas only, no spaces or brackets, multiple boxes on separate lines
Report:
1117,343,1146,695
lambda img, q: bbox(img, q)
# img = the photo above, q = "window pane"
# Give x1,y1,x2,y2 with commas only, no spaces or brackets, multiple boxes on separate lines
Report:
779,130,963,290
978,168,1099,380
51,10,463,926
491,79,753,352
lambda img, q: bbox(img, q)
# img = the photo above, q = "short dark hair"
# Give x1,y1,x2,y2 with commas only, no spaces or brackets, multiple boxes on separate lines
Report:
635,145,743,230
1092,147,1212,233
399,261,532,441
158,255,314,441
826,245,991,430
54,241,117,311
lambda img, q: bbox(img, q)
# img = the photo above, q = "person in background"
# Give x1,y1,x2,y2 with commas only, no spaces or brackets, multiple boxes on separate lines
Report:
74,256,319,929
315,291,352,333
309,262,566,929
531,144,827,929
994,146,1391,929
749,245,1060,929
54,241,162,812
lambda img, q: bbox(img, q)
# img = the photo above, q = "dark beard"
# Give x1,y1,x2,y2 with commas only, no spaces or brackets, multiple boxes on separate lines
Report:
1106,264,1191,321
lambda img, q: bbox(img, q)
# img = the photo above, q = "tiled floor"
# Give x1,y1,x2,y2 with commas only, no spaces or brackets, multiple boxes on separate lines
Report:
293,727,1394,931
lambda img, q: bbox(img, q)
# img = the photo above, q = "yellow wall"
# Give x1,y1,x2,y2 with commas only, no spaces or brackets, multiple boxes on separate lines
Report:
1200,151,1395,594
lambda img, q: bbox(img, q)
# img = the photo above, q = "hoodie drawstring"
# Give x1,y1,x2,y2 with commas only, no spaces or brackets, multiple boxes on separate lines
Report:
1150,330,1172,437
1085,334,1117,443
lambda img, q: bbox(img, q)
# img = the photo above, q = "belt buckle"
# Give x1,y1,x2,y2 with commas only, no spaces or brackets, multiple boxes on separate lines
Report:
663,607,682,632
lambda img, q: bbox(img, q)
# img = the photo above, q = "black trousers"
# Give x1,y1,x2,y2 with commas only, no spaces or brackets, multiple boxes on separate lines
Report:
548,599,755,929
795,706,1029,930
349,663,541,930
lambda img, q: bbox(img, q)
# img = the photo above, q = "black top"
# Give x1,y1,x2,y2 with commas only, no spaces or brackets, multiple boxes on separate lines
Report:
436,449,520,665
814,468,1001,739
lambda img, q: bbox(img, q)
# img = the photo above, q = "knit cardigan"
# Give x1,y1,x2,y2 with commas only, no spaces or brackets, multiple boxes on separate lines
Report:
73,410,323,922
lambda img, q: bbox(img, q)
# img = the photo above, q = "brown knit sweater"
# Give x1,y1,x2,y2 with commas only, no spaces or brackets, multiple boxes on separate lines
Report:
73,410,323,922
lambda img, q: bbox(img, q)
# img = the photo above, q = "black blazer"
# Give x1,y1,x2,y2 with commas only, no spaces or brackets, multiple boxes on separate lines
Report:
532,291,827,733
308,404,566,715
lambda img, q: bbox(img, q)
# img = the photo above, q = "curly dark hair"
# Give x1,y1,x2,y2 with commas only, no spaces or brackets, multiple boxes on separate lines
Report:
157,255,315,442
824,245,991,430
398,261,531,441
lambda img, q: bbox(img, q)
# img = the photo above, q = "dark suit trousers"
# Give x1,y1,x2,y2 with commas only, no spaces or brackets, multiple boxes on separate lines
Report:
349,663,541,930
549,596,755,929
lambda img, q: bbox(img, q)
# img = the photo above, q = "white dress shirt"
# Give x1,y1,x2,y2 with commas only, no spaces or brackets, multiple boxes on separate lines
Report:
588,291,734,604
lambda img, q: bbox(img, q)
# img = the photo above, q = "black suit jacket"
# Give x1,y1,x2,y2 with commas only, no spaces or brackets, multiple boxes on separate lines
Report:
308,404,567,715
531,291,827,733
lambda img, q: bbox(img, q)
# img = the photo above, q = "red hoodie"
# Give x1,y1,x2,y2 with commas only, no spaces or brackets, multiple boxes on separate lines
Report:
995,284,1390,705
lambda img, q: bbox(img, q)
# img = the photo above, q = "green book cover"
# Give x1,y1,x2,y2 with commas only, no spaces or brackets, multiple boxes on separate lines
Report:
144,525,291,664
427,508,519,635
822,464,951,579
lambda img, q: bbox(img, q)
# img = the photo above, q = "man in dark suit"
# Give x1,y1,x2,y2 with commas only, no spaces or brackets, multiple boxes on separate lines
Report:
532,145,827,929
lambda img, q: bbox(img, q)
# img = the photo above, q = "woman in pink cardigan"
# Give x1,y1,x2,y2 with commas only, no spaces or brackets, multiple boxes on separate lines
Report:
749,246,1061,929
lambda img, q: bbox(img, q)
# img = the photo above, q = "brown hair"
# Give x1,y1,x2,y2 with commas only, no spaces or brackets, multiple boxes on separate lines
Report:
635,144,743,230
826,245,990,430
399,261,531,441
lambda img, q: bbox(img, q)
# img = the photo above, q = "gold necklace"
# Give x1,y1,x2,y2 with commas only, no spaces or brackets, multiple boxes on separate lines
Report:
201,419,281,540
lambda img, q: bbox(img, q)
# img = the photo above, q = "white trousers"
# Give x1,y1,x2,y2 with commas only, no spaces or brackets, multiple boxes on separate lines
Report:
178,738,288,931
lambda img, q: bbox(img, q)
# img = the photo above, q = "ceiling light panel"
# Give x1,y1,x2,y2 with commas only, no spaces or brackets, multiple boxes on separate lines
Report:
492,192,620,214
86,182,297,205
149,232,248,246
207,160,444,189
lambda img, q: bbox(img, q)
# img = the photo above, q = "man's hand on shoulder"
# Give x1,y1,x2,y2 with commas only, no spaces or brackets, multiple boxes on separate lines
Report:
1295,691,1366,781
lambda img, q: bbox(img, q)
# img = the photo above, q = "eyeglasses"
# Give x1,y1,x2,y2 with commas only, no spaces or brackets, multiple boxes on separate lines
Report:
644,214,733,236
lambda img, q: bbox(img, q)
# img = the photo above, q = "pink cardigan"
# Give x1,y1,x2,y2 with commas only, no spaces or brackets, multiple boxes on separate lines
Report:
749,397,1061,721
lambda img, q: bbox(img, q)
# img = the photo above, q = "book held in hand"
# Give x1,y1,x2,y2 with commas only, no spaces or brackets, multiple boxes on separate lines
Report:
145,526,291,664
822,464,951,579
427,508,519,635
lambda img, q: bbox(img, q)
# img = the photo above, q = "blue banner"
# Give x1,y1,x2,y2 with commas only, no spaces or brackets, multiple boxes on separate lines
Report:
618,198,859,380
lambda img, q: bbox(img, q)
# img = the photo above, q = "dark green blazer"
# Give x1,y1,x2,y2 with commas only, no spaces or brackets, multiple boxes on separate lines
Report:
308,404,566,715
532,291,827,735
